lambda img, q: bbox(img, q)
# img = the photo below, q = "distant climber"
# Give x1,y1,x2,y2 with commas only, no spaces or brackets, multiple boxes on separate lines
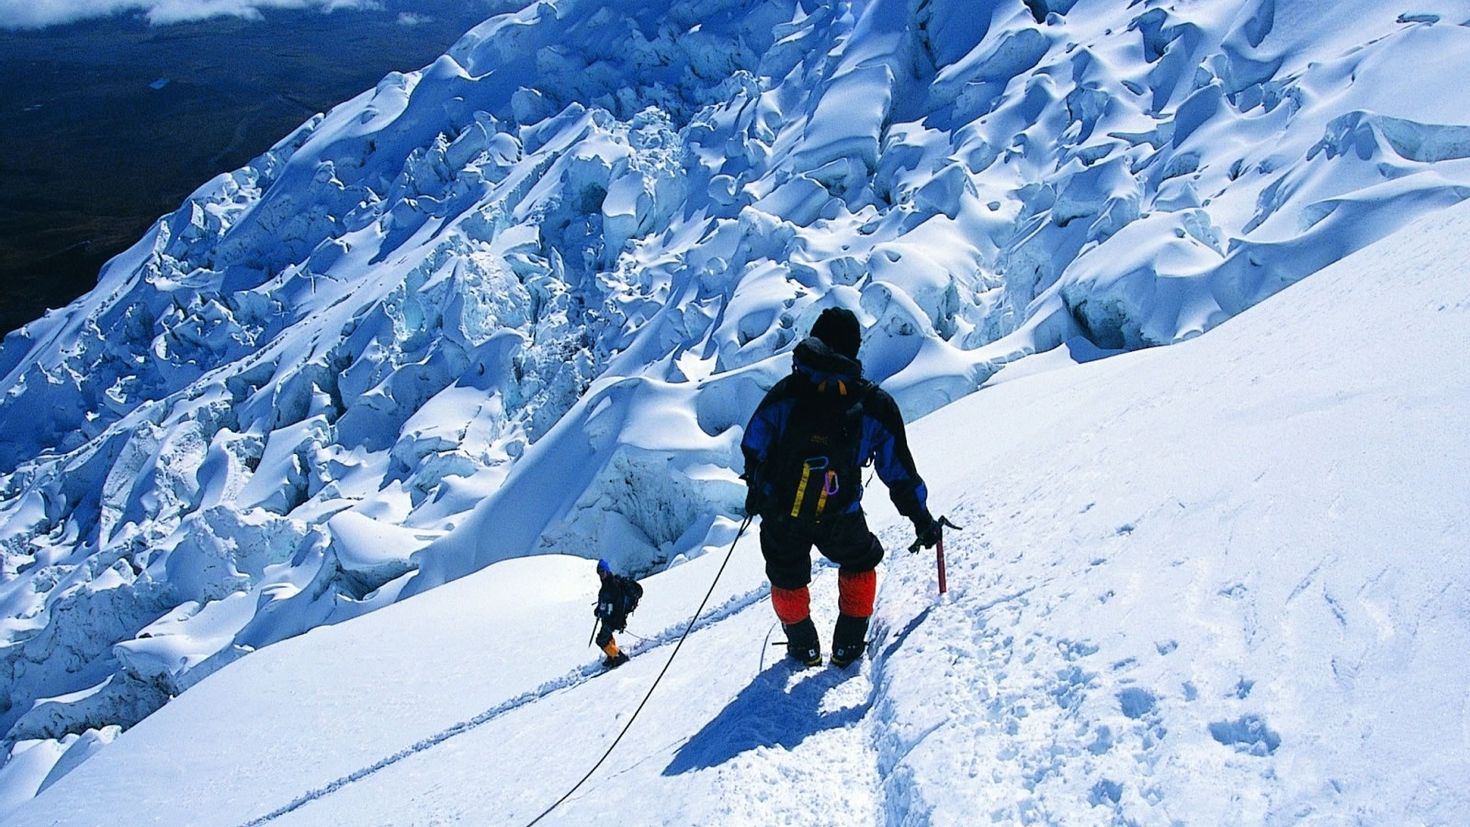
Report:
741,307,939,668
593,559,643,669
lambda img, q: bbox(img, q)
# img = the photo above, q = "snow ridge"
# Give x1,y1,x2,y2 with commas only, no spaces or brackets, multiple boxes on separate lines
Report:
4,0,1470,805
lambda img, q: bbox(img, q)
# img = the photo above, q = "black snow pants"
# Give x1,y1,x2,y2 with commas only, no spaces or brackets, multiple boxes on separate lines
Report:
758,509,885,591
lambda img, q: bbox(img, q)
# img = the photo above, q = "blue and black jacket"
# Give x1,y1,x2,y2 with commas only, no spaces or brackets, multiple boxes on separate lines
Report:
596,573,640,630
741,337,931,525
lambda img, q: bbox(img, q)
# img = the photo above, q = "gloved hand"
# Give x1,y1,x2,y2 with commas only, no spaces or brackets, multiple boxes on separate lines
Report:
595,601,612,620
744,484,762,518
910,513,942,551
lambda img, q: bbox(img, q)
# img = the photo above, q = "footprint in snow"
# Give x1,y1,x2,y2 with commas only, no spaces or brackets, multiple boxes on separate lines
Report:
1056,638,1099,661
1208,714,1281,756
1089,778,1124,806
1118,687,1157,719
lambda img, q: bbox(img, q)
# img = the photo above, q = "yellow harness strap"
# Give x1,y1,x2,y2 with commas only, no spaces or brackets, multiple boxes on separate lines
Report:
815,470,834,516
790,463,813,518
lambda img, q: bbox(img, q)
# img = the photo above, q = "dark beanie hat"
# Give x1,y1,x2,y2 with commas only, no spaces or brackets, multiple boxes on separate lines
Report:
810,307,861,359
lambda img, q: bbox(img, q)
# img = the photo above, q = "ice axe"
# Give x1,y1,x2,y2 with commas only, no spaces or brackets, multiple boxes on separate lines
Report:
909,516,962,595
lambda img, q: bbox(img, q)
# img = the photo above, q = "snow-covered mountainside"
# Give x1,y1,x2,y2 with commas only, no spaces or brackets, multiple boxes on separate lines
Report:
12,192,1470,826
2,0,1469,807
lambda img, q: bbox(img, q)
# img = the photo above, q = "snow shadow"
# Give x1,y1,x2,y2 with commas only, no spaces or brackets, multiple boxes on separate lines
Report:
879,605,933,662
663,664,866,775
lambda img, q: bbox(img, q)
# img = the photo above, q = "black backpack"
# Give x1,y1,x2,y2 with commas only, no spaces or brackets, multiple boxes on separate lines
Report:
615,576,643,615
763,380,870,523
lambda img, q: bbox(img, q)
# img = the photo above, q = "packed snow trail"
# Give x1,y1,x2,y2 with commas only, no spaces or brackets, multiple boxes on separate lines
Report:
245,559,771,825
260,558,891,826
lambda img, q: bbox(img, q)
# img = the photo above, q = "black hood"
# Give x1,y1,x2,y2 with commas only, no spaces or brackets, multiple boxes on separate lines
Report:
792,336,862,382
809,306,861,359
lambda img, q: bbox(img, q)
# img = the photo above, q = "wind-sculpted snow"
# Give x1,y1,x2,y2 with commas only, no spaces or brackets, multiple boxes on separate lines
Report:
3,0,1470,805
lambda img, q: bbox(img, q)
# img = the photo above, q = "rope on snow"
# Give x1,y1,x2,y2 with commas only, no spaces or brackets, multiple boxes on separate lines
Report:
524,515,754,827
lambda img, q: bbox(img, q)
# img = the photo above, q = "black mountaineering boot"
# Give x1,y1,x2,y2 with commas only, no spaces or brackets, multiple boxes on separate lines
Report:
783,617,822,667
830,614,870,668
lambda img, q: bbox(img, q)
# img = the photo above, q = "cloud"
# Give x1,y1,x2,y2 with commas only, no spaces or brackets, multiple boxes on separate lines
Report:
396,11,431,26
0,0,383,30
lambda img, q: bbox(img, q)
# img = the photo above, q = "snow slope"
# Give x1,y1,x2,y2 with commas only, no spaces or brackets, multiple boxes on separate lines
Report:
4,0,1470,805
12,180,1469,826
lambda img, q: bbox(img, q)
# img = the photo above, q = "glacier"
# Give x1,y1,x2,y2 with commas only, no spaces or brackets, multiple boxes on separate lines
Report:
9,173,1470,827
2,0,1470,810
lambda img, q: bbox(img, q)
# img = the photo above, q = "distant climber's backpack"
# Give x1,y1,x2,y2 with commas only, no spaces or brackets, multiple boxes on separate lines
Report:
615,575,643,615
764,380,869,523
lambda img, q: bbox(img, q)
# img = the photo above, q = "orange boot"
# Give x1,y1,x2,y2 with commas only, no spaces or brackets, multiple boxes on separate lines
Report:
601,639,629,669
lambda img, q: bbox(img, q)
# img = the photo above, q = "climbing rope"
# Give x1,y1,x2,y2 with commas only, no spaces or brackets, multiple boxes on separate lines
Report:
524,515,754,827
758,620,781,672
618,628,654,644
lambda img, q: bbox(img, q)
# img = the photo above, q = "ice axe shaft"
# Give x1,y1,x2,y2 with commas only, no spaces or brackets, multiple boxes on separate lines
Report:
909,516,962,595
937,532,948,594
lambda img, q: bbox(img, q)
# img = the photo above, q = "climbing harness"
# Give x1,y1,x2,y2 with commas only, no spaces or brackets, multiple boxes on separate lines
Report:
524,515,753,827
789,455,832,518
